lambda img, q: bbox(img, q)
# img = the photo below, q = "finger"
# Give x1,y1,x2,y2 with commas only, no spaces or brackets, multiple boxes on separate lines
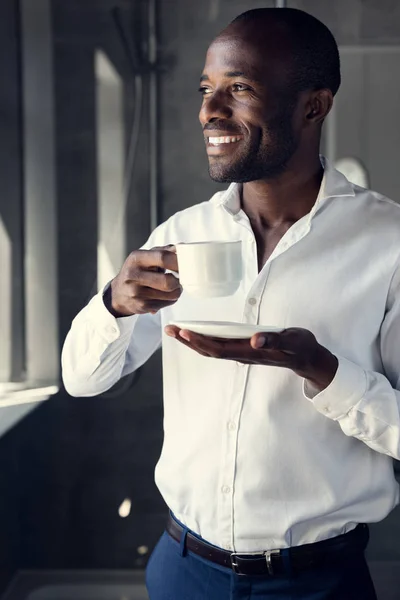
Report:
179,330,195,343
250,331,296,354
183,333,291,364
165,327,227,344
132,270,181,293
146,246,177,273
177,330,227,346
130,298,180,315
165,325,180,337
170,329,207,345
134,248,179,273
139,285,182,301
164,326,209,356
251,332,281,350
165,327,295,365
176,331,251,360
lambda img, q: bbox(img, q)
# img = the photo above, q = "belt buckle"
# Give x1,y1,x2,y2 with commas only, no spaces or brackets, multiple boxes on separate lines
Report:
231,550,281,576
264,549,281,575
230,553,246,576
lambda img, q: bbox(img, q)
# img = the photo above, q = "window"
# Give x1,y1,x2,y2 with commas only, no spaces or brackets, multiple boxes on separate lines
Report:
0,0,58,428
95,50,125,293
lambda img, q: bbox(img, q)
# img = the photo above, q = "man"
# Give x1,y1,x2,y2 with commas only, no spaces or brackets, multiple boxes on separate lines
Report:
62,7,400,600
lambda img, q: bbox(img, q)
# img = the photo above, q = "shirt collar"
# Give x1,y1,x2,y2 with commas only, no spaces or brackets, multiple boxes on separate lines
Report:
210,182,241,214
210,156,356,219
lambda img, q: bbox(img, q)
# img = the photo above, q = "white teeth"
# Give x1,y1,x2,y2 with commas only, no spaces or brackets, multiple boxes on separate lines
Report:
208,136,242,144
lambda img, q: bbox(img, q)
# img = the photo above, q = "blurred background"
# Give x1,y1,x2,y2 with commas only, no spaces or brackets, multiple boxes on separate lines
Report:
0,0,399,598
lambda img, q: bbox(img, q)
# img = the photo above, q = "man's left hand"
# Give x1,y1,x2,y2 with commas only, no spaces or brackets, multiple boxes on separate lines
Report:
164,325,338,393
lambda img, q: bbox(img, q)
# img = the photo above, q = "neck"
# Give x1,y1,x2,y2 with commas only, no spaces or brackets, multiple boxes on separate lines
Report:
241,154,324,230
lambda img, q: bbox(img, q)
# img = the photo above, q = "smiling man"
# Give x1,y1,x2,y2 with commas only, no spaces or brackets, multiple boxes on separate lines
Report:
62,8,400,600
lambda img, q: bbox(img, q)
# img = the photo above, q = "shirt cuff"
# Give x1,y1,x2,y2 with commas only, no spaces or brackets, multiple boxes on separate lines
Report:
303,356,368,420
85,285,138,343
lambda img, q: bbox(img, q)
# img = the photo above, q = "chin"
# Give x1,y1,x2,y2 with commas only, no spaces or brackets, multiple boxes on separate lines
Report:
207,159,241,184
207,150,267,183
208,165,260,184
208,169,236,184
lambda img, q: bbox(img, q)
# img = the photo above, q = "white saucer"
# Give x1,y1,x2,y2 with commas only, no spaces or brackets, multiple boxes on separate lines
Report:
169,321,283,339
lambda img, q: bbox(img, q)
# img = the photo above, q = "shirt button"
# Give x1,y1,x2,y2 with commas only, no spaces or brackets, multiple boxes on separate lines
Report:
227,421,236,431
324,406,331,413
106,325,118,335
221,485,231,494
248,297,257,306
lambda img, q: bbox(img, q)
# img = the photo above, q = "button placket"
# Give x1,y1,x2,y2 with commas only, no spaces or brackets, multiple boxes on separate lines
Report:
217,364,249,549
215,218,263,549
243,291,261,325
242,238,259,291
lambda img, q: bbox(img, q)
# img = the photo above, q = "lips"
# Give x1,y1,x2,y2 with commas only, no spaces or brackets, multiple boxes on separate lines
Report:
207,135,244,146
204,131,244,155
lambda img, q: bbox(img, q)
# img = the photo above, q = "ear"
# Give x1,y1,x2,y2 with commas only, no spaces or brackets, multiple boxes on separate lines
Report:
305,89,334,123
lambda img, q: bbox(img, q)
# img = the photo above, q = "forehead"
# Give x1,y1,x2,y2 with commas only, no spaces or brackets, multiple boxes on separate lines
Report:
202,33,291,86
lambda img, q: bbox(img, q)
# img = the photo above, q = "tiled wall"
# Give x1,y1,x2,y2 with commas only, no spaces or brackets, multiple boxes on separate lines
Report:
0,0,24,591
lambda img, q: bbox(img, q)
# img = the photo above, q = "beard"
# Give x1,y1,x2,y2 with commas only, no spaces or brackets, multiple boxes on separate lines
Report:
208,104,299,184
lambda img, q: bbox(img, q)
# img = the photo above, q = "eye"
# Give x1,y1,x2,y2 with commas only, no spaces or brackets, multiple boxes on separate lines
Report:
198,86,212,96
232,83,250,92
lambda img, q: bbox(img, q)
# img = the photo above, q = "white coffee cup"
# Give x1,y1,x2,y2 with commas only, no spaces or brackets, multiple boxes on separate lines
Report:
176,241,242,298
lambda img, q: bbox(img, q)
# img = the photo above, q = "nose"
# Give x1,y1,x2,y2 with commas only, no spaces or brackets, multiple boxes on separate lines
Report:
199,90,233,125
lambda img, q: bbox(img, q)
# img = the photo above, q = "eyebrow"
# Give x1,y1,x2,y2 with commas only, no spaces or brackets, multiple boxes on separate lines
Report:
199,71,255,83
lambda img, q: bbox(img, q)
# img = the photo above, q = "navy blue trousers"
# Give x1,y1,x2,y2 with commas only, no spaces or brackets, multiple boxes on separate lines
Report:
145,526,377,600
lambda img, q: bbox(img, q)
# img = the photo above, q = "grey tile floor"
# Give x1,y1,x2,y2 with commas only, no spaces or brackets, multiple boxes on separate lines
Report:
2,563,400,600
2,571,149,600
27,585,148,600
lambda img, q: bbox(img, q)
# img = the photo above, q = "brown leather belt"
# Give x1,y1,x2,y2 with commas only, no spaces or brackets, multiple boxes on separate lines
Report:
166,513,368,577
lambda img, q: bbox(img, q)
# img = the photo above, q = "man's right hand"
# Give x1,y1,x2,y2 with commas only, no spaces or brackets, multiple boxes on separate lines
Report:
105,246,181,317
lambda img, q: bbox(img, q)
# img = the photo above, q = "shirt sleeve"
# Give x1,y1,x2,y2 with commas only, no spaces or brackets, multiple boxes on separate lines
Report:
61,285,162,397
61,227,166,398
303,260,400,460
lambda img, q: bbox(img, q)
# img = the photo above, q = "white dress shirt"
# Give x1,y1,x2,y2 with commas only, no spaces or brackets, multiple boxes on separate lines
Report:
62,159,400,552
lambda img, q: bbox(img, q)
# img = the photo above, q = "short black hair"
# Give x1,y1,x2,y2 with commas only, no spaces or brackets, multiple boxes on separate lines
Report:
231,8,341,96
